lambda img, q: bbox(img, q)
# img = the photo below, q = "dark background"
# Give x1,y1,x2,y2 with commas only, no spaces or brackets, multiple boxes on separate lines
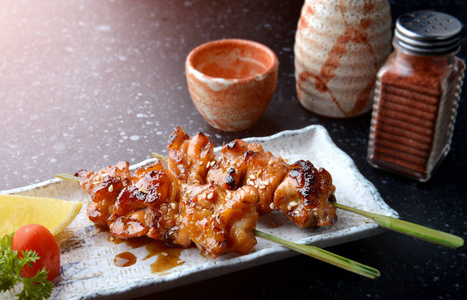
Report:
0,1,465,299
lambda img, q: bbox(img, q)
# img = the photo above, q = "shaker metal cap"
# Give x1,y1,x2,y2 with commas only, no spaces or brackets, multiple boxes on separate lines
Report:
395,10,462,55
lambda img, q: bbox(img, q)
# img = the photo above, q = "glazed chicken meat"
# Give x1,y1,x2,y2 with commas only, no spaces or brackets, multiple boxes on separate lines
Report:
108,162,181,242
76,126,338,258
176,183,259,258
76,161,131,227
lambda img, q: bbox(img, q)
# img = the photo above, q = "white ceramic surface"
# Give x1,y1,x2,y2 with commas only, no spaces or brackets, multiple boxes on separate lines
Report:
1,125,397,299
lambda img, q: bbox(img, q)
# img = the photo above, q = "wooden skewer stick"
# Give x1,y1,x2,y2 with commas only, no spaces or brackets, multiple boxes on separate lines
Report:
151,152,168,162
56,173,80,183
54,172,380,279
253,229,380,279
331,202,464,249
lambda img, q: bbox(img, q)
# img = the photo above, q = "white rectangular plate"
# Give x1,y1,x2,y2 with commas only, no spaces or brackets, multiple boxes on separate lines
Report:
1,125,398,299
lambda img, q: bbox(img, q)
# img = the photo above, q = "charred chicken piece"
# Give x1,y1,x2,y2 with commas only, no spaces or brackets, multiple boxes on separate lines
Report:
75,161,131,226
108,167,183,243
177,183,259,259
273,160,337,228
168,126,215,185
206,139,290,214
204,139,251,190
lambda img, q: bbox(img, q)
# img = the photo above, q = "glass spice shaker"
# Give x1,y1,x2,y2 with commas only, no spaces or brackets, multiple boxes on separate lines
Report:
367,10,465,182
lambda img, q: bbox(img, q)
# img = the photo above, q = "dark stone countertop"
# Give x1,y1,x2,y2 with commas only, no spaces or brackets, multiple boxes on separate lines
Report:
1,1,465,299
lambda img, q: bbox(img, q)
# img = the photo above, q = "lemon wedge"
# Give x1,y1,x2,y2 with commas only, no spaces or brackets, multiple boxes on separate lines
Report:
0,194,82,237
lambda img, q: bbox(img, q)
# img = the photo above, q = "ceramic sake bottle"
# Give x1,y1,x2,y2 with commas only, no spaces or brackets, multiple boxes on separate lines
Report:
294,0,392,118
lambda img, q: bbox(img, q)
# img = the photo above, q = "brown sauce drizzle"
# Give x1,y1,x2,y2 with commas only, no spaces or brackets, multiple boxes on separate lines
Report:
150,248,185,274
114,252,136,267
108,235,186,273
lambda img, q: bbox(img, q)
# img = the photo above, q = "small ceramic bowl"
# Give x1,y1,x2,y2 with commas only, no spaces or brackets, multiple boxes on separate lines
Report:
186,39,278,132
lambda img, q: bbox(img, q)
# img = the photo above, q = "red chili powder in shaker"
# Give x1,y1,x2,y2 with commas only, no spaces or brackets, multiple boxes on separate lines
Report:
368,10,465,181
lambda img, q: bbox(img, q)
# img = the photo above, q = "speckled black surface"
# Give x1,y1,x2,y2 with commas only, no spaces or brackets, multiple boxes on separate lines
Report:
1,0,465,299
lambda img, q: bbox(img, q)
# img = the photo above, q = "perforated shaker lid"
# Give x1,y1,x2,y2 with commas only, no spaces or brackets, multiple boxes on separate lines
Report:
394,10,462,55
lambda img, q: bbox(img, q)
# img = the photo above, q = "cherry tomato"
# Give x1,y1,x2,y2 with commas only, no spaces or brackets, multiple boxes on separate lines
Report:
11,224,61,281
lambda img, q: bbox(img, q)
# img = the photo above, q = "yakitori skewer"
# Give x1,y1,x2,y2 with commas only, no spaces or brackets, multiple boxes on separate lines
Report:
57,171,463,250
55,172,380,279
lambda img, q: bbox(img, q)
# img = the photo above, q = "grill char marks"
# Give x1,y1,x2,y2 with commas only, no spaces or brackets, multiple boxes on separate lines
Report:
273,160,337,228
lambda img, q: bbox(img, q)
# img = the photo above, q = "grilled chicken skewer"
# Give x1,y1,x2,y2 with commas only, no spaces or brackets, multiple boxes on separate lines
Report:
56,172,379,279
55,126,383,278
57,126,462,263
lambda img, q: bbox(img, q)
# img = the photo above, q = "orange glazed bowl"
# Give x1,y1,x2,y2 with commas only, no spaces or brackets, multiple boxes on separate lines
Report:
186,39,278,132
